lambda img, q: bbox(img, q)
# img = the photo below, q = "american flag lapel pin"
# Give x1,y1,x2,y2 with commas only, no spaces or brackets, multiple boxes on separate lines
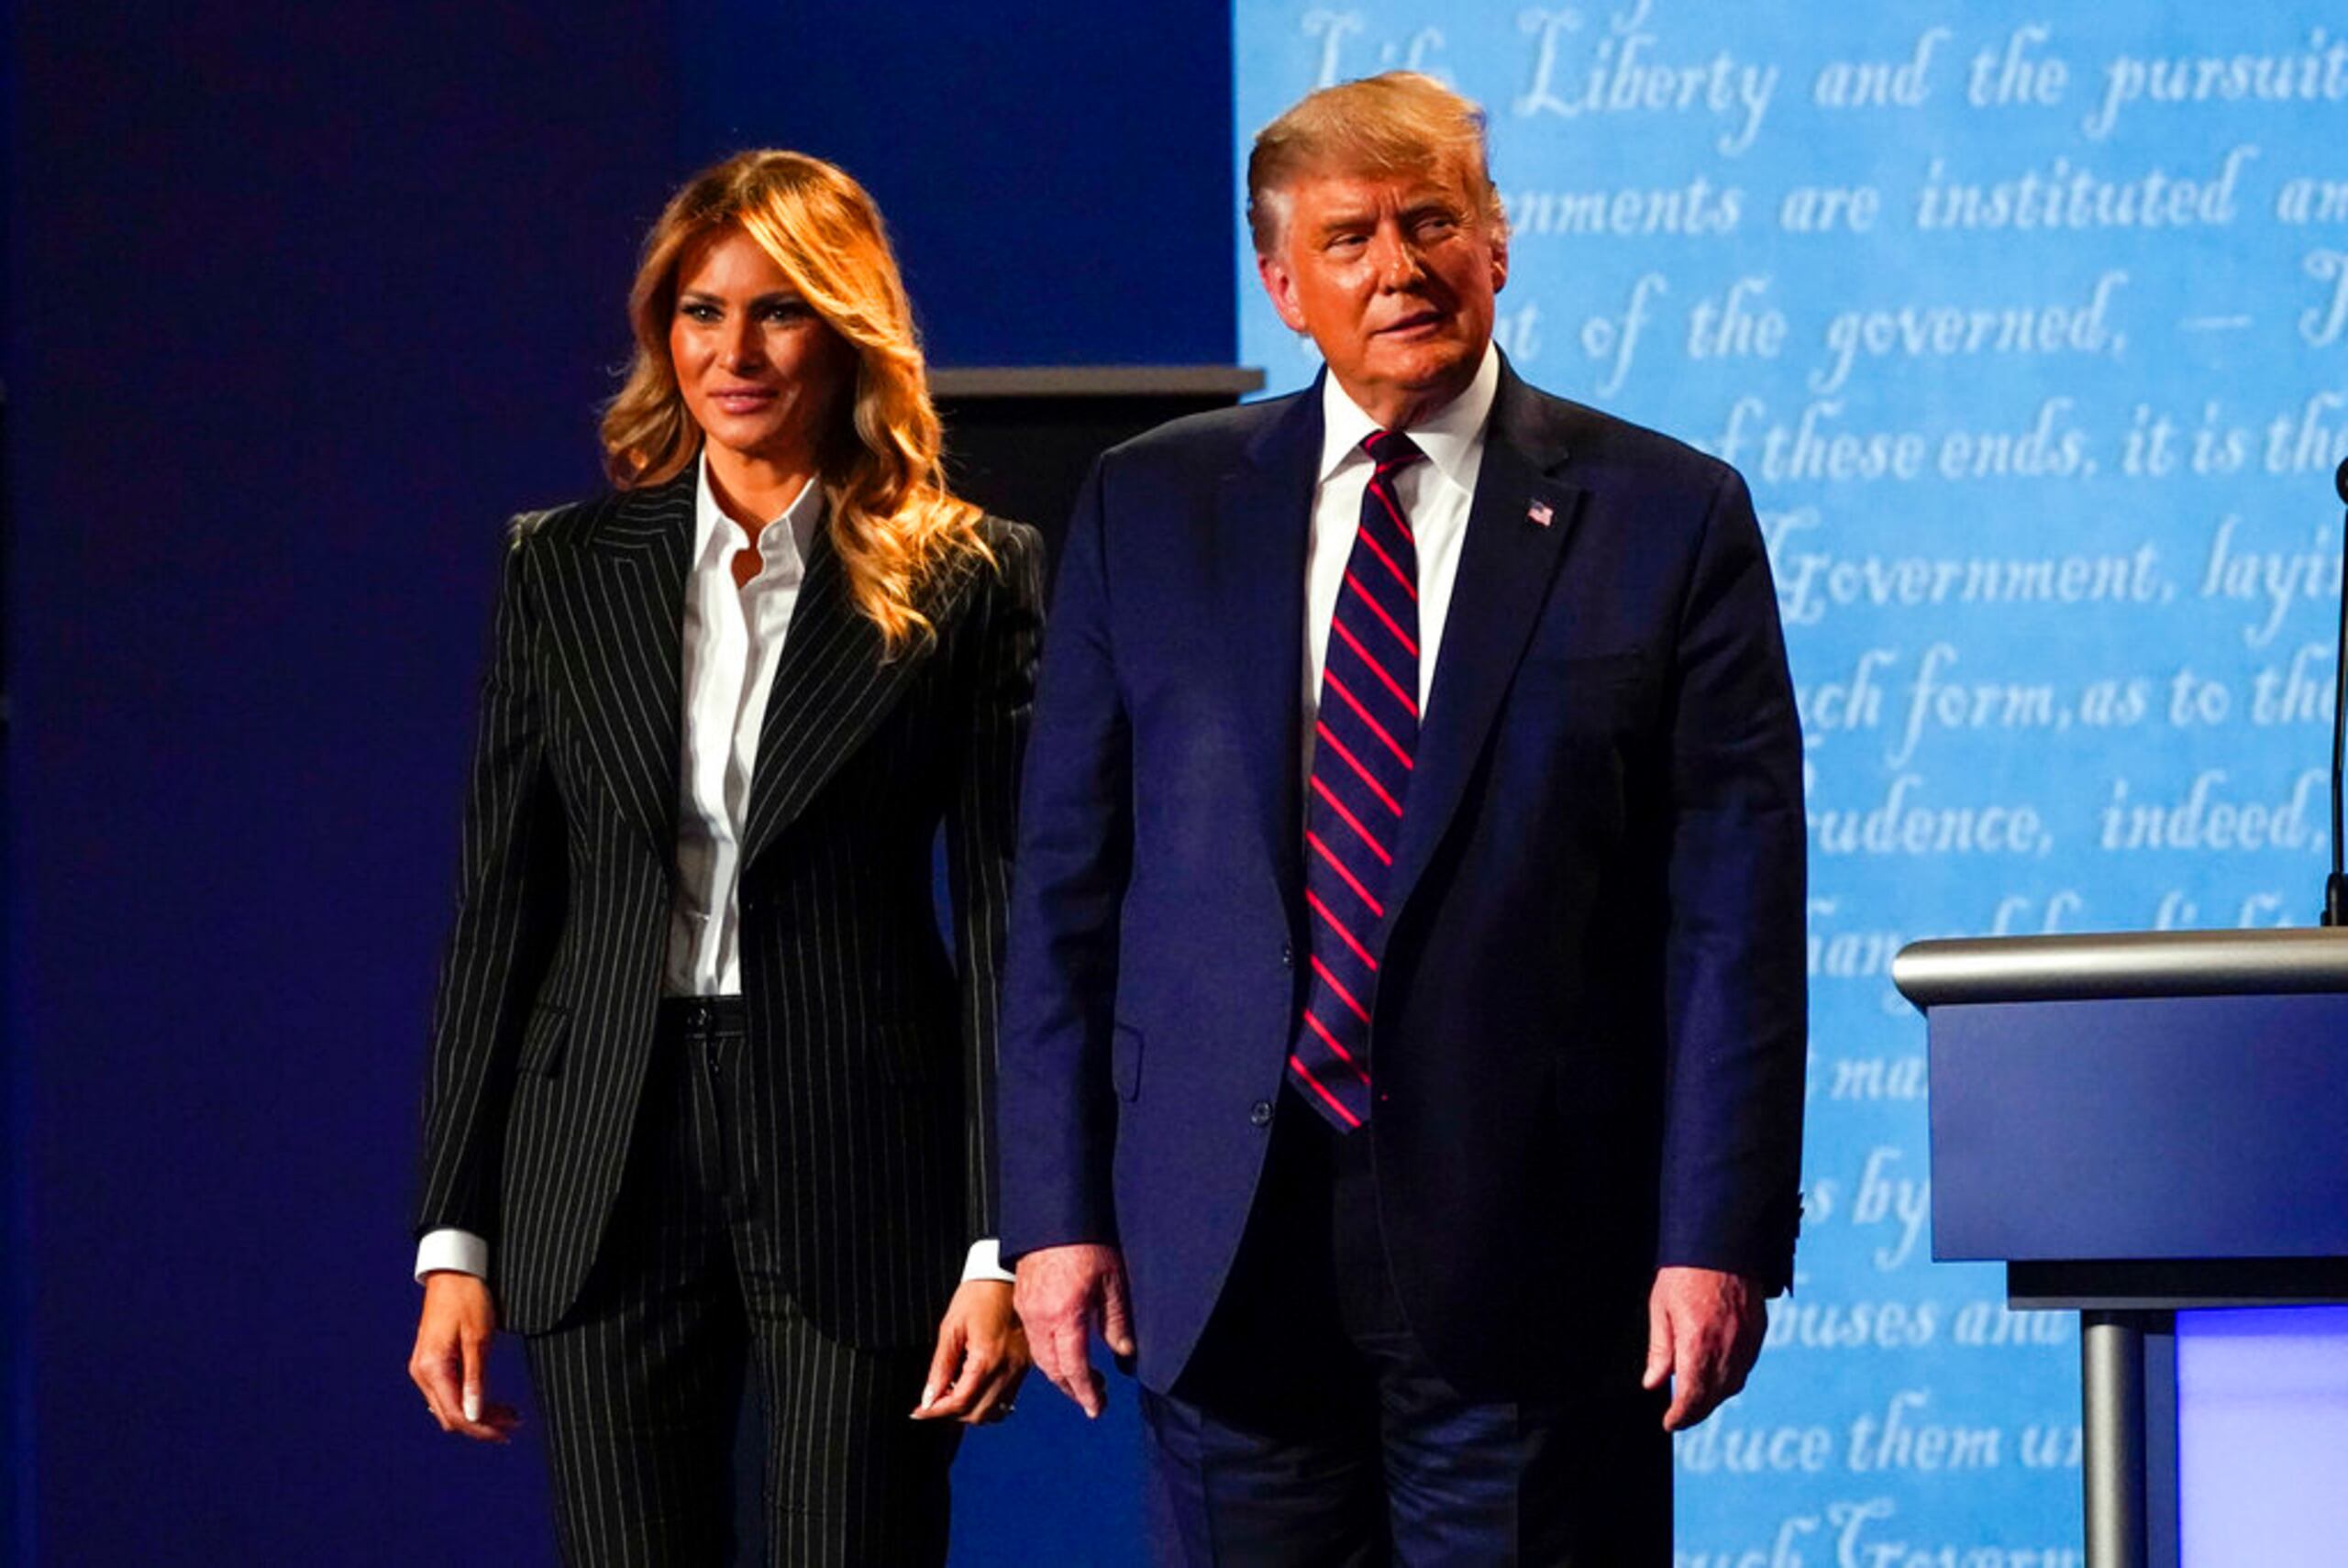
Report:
1527,500,1554,528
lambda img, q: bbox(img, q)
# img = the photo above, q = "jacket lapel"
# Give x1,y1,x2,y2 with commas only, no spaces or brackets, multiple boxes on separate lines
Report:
1216,386,1324,918
561,471,692,867
1382,366,1586,934
737,519,958,867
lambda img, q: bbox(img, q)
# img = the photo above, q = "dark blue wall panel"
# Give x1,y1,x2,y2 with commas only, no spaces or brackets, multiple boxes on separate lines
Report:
679,0,1236,369
6,3,26,1556
8,2,680,1560
6,5,29,1558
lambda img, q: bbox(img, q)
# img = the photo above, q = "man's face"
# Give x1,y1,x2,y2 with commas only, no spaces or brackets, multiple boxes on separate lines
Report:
1257,162,1508,426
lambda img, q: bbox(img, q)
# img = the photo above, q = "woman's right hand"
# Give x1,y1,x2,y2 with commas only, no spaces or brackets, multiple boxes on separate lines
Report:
409,1272,521,1441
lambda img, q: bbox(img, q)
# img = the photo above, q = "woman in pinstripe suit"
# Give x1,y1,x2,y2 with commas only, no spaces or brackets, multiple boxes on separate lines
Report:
405,150,1039,1565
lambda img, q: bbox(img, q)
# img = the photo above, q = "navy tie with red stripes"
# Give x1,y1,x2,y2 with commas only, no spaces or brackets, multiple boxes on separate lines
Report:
1289,428,1425,1132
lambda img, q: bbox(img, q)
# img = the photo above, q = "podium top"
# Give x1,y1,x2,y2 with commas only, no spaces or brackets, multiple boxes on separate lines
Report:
1893,927,2348,1009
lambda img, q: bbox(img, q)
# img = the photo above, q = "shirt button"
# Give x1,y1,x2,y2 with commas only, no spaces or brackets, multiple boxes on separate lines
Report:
1279,942,1293,968
1249,1100,1273,1128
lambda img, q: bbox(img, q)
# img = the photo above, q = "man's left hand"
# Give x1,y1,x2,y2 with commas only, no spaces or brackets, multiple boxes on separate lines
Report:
1641,1265,1767,1430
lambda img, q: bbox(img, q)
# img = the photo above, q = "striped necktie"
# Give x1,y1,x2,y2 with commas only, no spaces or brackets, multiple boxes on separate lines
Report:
1289,427,1424,1132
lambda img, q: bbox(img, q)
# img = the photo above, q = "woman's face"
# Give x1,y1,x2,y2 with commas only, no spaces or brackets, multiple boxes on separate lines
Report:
668,227,855,474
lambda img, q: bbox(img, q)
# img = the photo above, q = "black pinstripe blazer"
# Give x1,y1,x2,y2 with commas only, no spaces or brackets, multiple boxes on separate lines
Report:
415,468,1044,1346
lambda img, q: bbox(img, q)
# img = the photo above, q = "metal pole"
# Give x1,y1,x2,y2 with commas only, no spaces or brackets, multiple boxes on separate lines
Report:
2081,1311,2148,1568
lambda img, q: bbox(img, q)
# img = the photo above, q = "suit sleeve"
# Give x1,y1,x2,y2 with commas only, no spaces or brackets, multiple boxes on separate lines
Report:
1656,465,1808,1293
943,520,1046,1243
996,461,1133,1264
414,525,567,1244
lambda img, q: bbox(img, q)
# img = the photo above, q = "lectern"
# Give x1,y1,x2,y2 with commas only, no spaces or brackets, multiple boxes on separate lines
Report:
1893,929,2348,1568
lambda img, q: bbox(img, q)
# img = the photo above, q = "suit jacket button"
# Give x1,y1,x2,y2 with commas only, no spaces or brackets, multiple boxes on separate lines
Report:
1249,1099,1273,1128
1279,942,1293,968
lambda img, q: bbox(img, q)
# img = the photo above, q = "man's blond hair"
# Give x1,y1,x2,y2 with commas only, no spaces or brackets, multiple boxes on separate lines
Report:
1246,72,1507,256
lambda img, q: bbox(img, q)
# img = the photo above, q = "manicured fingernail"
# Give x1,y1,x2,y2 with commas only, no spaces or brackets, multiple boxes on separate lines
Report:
463,1391,482,1423
918,1384,936,1410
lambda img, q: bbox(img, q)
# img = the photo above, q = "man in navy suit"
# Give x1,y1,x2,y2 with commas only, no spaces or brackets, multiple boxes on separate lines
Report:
1001,72,1805,1562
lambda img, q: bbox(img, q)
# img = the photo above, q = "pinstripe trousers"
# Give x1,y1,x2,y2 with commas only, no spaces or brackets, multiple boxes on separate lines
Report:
525,999,959,1566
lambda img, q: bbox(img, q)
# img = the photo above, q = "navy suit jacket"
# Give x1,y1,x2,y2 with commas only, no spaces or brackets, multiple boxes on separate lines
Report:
999,361,1806,1401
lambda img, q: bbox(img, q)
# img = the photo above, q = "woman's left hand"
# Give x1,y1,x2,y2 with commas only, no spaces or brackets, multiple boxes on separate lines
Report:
913,1279,1029,1424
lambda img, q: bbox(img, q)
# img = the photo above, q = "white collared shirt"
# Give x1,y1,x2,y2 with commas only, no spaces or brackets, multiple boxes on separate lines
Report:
666,458,823,997
418,456,1011,1286
1304,340,1500,767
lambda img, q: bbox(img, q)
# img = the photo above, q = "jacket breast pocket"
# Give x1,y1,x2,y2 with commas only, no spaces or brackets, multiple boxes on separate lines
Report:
518,1002,570,1079
1509,649,1654,735
1111,1024,1143,1102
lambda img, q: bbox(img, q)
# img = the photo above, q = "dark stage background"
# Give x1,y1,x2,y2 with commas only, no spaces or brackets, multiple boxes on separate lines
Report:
3,2,1234,1561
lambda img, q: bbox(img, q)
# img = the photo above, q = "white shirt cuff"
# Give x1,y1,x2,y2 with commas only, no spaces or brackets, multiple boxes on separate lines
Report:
418,1230,1003,1286
961,1238,1015,1284
415,1228,489,1283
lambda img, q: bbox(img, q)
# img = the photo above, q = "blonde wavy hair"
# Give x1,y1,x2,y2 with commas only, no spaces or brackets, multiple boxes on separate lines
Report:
600,149,989,653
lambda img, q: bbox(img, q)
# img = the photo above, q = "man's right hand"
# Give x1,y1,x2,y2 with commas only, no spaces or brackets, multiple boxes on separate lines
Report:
1013,1243,1134,1419
409,1271,520,1442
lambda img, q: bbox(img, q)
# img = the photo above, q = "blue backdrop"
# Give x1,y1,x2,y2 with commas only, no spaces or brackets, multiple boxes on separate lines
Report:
1237,2,2348,1561
7,5,680,1562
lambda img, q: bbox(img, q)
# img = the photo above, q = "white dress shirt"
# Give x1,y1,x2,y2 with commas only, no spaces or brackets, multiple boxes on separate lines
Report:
666,458,824,996
418,458,1011,1285
1303,341,1500,765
